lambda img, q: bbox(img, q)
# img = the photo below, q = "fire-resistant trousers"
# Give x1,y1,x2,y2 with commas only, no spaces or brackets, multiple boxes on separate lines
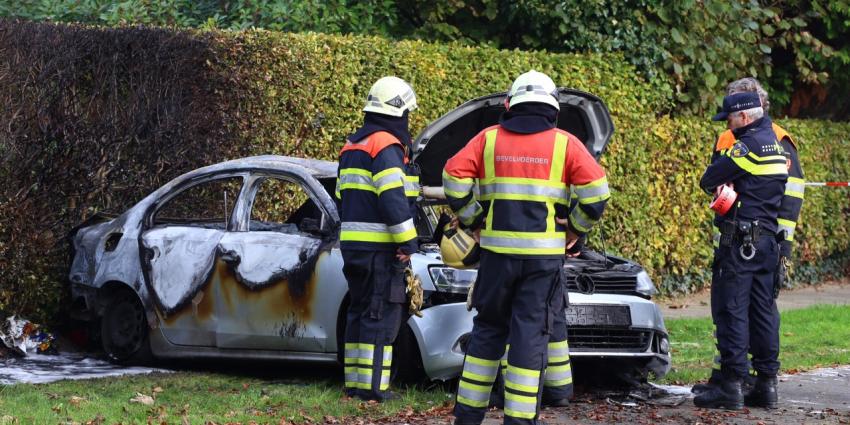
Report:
454,251,563,425
711,235,780,379
341,250,407,400
542,274,574,400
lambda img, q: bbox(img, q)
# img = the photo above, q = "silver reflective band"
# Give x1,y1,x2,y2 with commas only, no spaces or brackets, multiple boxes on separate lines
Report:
574,181,610,201
443,178,474,195
778,223,795,239
504,398,537,413
342,221,389,233
569,208,594,231
458,199,483,224
480,235,564,249
374,170,404,189
548,345,569,359
458,386,490,402
786,180,805,195
506,370,540,387
463,361,499,380
388,219,415,235
339,173,373,186
403,178,420,194
480,182,568,200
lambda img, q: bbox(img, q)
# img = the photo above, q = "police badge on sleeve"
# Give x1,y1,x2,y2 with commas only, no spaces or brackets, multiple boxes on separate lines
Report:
730,141,749,158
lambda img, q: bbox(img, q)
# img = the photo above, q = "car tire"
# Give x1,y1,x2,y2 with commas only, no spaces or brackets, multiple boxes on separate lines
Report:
101,288,153,365
392,322,425,384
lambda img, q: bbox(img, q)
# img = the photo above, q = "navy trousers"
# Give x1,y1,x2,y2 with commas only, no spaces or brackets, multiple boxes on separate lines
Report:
711,235,780,378
341,250,407,400
454,251,562,425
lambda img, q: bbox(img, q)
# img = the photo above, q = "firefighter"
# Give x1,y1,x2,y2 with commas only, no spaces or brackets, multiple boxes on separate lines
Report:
445,70,609,424
337,76,419,402
695,92,788,410
694,78,804,409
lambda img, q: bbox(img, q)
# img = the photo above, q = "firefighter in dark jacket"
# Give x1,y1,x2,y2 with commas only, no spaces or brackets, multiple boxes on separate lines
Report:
445,70,609,425
694,78,805,403
336,76,419,402
695,92,788,410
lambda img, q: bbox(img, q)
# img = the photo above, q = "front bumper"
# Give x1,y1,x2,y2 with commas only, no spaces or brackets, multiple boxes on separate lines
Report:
409,293,671,381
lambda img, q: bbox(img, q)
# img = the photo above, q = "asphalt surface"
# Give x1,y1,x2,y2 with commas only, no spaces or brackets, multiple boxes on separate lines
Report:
661,279,850,319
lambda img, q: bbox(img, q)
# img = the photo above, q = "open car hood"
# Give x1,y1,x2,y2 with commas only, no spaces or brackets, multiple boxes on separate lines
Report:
412,88,614,187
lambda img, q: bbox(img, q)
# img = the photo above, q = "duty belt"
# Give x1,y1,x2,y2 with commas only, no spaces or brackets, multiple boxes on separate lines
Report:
719,219,762,260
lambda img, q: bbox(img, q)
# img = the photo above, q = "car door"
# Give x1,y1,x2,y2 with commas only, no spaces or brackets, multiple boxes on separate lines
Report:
140,174,244,347
214,173,332,351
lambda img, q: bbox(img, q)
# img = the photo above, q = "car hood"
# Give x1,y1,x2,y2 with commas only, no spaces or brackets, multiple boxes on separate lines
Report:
411,88,614,187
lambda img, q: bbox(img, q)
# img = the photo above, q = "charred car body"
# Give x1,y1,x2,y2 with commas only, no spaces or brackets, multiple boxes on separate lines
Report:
69,89,670,382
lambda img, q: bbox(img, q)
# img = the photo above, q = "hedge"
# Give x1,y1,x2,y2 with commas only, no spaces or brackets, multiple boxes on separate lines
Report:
1,20,848,322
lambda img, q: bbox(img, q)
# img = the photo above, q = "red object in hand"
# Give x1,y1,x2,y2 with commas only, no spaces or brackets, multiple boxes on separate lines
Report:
710,183,737,216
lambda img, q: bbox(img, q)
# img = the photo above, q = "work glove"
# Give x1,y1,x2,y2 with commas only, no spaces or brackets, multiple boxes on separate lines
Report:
774,257,789,299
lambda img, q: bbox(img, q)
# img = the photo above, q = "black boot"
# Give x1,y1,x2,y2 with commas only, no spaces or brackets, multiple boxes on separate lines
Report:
541,394,571,407
691,368,723,395
693,377,744,410
744,374,778,409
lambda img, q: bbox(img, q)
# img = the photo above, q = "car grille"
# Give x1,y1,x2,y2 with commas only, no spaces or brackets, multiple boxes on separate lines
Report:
565,273,638,296
567,327,653,352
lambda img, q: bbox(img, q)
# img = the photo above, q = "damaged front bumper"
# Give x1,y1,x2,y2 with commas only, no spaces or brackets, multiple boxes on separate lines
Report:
407,302,474,381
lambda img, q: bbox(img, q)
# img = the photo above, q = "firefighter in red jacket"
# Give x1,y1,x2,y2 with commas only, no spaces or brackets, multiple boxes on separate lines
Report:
445,70,610,425
337,76,419,402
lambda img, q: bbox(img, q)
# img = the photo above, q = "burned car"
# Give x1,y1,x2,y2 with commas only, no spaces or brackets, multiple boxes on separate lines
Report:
69,88,670,382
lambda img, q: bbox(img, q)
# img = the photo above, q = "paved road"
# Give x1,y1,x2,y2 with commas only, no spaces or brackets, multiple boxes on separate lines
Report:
660,279,850,319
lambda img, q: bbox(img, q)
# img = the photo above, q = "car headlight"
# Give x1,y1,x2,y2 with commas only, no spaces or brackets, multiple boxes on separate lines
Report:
429,266,478,294
635,270,658,297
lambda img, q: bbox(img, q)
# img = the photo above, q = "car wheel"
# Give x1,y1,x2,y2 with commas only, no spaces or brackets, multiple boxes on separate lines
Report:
392,322,425,384
101,289,152,365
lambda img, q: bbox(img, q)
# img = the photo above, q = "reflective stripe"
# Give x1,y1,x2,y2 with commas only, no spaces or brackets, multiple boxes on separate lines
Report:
504,392,538,419
544,366,573,387
341,220,416,244
550,133,568,181
479,181,569,203
726,150,789,176
462,360,499,381
339,173,374,187
457,198,484,226
574,176,610,204
373,167,405,194
785,177,805,199
569,206,595,233
403,175,420,197
483,129,497,179
777,218,796,241
382,346,393,367
479,232,565,255
456,355,498,408
548,340,570,362
443,170,475,198
380,368,391,390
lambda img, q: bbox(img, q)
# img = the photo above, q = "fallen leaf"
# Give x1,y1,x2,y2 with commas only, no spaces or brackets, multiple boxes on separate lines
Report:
129,393,154,406
152,386,164,394
69,396,86,407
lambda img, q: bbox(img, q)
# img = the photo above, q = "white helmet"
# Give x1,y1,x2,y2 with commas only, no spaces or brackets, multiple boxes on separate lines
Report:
507,70,560,111
363,76,418,117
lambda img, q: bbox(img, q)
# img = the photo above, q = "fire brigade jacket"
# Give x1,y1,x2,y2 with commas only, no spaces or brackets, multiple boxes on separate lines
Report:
336,131,419,255
713,123,804,256
700,117,788,235
443,125,609,258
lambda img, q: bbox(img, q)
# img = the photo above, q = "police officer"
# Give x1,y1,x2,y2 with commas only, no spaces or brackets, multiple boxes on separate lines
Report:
694,78,804,409
337,76,419,402
444,70,609,424
695,92,788,410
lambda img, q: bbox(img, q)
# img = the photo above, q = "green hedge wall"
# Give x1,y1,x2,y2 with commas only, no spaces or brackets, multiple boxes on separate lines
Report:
1,21,848,321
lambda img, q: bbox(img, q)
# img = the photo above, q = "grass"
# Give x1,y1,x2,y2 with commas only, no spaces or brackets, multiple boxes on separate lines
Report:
659,304,850,384
0,364,453,424
1,305,849,423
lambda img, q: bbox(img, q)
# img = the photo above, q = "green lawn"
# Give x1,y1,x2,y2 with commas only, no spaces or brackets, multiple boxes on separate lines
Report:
1,305,848,424
659,304,850,384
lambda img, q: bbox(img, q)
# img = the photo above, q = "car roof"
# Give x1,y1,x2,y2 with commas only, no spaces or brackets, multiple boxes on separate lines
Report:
215,155,338,179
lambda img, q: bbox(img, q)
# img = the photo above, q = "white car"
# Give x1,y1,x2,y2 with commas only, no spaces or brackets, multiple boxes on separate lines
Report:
68,88,670,382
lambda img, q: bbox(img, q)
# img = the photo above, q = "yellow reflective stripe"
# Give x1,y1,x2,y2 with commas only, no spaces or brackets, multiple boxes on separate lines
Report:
544,377,573,387
373,167,403,180
549,132,568,182
569,206,595,233
777,218,796,241
785,177,805,199
479,192,570,204
392,227,417,244
465,355,500,367
574,176,611,204
376,180,403,195
728,154,789,176
483,129,497,180
747,151,787,162
457,395,489,408
340,231,394,243
459,380,492,394
443,170,475,198
339,183,377,192
481,230,565,240
340,168,372,177
505,409,536,419
505,380,537,393
507,364,541,378
462,370,497,383
335,177,341,199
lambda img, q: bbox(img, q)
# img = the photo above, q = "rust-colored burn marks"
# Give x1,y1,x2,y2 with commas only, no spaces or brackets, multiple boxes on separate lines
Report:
217,258,317,323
